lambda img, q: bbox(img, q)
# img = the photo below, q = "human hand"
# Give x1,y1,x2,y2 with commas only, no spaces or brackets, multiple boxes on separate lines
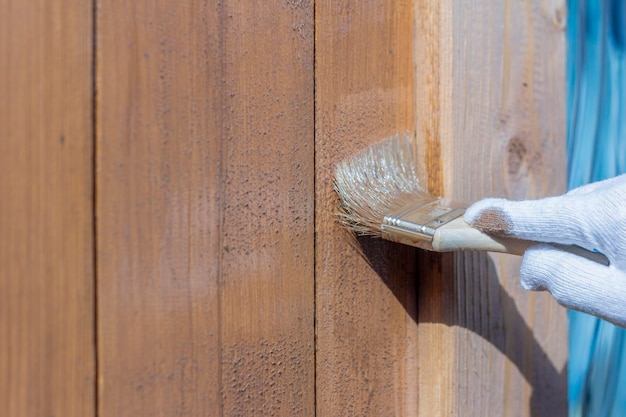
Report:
465,174,626,328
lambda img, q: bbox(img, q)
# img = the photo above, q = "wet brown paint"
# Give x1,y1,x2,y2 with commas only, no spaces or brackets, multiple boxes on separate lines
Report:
97,1,314,416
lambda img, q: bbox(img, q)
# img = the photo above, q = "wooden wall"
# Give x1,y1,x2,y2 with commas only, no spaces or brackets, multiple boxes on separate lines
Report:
315,0,419,415
0,0,567,416
0,1,95,416
96,1,315,416
415,1,569,415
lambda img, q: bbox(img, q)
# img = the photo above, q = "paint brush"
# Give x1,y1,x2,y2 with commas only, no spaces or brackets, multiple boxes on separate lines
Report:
334,134,609,264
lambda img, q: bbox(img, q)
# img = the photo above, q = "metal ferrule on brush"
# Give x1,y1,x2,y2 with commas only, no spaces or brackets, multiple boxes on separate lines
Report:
381,199,466,251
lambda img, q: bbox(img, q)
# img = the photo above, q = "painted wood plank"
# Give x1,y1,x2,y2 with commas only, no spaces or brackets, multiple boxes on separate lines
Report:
415,0,569,415
0,1,95,415
218,2,315,415
97,1,314,416
315,1,419,415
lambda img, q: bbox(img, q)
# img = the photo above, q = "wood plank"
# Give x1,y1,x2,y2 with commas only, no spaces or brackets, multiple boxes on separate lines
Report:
415,0,569,415
315,1,419,415
97,3,222,415
97,1,314,416
0,1,95,416
218,2,315,415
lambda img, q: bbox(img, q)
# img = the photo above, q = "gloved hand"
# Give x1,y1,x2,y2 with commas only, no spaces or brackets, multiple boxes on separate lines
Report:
464,174,626,328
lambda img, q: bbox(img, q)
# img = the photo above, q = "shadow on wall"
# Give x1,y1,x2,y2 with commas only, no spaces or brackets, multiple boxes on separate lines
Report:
358,236,566,416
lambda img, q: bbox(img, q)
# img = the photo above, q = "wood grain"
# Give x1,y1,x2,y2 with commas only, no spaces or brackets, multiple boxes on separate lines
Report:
97,1,314,416
315,1,419,415
415,0,569,415
0,1,95,416
218,2,315,415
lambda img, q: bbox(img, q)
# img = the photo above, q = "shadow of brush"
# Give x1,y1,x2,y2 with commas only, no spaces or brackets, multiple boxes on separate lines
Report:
356,236,567,415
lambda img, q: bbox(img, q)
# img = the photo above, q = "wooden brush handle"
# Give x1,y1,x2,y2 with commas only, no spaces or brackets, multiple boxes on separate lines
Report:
432,217,609,265
432,217,529,254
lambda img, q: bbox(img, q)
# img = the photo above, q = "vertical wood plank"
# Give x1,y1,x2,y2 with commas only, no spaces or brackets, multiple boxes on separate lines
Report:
97,2,221,415
416,0,568,415
315,1,419,415
0,1,95,416
218,1,315,415
97,1,314,416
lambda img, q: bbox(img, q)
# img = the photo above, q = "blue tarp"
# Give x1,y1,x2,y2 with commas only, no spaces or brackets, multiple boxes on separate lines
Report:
567,1,626,415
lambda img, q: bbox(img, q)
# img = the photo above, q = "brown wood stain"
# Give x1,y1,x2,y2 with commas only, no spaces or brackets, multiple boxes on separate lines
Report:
97,1,314,416
0,1,95,415
1,0,569,415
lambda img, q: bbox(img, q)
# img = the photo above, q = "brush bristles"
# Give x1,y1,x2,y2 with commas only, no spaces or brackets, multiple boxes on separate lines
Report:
334,134,431,236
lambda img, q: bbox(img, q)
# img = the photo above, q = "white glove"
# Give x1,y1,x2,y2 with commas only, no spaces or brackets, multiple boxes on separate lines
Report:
464,174,626,328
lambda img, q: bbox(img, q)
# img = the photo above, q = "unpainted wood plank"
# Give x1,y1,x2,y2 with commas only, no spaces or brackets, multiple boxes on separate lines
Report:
315,1,419,415
415,0,568,415
0,1,95,416
97,1,315,416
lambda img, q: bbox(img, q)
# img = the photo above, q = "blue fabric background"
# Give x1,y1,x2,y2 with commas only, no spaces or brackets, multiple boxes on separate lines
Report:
567,1,626,415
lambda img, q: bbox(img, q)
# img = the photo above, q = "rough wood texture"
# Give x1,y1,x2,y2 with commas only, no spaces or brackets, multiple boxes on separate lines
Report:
315,1,419,415
97,1,314,416
415,0,569,415
0,1,95,416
